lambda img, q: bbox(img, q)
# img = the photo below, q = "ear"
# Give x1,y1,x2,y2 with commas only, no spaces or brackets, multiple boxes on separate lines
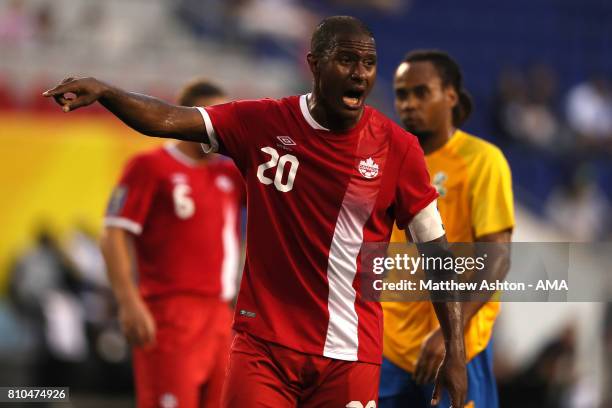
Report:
307,52,318,76
446,86,458,108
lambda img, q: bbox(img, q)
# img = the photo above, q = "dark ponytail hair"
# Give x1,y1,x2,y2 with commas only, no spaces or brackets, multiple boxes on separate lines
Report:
404,50,473,127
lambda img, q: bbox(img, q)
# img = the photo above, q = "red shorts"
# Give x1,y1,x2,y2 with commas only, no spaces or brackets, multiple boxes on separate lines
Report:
133,295,232,408
222,331,380,407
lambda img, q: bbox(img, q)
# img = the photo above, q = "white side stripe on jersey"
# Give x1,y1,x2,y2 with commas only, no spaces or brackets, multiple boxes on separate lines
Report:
323,188,377,361
196,107,219,154
408,199,445,243
220,204,240,301
104,216,142,235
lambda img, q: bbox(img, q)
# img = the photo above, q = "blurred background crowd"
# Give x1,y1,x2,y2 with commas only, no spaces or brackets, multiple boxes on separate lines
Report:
0,0,611,406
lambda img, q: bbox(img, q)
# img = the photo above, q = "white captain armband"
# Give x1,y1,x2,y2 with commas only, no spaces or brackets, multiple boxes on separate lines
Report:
408,200,445,243
195,107,219,153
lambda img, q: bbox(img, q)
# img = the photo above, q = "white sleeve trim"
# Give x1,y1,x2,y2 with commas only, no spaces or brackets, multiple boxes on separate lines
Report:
408,200,445,243
104,216,142,235
196,107,219,153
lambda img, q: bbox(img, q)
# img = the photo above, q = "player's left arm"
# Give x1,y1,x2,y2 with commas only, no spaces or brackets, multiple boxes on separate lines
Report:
394,137,467,406
414,233,467,407
415,145,514,392
414,229,512,386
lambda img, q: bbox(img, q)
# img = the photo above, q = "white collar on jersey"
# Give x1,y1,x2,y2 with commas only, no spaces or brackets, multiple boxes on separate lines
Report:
300,94,330,131
164,142,199,167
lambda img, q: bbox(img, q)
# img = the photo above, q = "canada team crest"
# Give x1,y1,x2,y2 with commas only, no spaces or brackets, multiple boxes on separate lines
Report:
358,157,379,179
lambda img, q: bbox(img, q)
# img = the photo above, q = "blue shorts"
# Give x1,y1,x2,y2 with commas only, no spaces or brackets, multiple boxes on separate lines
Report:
379,341,498,408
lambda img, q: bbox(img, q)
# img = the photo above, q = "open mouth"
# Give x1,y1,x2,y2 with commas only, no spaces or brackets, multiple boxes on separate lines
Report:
342,89,365,110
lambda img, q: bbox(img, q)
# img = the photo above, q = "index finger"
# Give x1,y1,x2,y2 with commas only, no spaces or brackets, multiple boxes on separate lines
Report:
42,79,77,97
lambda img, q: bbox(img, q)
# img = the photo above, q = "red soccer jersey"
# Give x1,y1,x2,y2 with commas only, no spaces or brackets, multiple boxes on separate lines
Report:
105,144,244,300
197,95,437,364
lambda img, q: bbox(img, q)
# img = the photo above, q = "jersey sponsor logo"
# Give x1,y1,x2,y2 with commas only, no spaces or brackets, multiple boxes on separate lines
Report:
107,185,128,215
346,401,376,408
276,136,296,146
358,157,379,179
432,171,447,197
215,175,234,192
159,392,178,408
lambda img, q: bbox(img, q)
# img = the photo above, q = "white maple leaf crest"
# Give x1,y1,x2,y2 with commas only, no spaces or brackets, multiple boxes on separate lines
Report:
358,157,379,179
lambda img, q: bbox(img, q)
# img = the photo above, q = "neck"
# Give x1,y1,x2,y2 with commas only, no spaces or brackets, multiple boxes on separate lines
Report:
175,141,208,163
420,127,456,155
308,92,362,132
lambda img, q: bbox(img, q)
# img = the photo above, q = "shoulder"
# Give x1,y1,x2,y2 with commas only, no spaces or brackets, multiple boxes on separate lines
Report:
234,96,291,113
455,130,508,166
123,148,164,173
278,95,301,107
205,97,281,119
368,107,418,155
113,149,163,188
455,132,511,185
219,97,295,125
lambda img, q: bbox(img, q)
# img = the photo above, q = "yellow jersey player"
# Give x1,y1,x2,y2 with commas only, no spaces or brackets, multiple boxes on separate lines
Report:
380,50,514,408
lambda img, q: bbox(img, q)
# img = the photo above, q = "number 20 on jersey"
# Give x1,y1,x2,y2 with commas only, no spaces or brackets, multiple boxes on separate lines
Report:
256,147,299,192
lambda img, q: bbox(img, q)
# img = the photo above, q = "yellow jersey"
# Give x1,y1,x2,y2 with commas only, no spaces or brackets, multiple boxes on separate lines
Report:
382,129,514,373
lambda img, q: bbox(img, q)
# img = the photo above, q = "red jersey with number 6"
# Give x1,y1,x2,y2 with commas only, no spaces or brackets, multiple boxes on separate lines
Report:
104,144,244,301
197,95,437,364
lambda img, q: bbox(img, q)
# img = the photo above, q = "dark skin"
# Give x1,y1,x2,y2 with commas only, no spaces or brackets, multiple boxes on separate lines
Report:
416,234,468,407
42,33,377,138
394,60,457,155
413,231,511,388
43,31,466,407
395,60,512,390
175,94,228,162
306,32,377,131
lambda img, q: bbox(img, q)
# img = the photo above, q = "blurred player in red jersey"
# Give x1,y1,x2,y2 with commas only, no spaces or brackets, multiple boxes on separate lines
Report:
100,79,244,408
45,16,467,407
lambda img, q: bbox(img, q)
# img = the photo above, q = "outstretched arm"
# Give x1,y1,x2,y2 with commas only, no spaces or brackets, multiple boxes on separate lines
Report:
43,77,207,142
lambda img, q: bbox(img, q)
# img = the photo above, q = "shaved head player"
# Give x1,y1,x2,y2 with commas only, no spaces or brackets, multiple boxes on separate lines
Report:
44,16,467,407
